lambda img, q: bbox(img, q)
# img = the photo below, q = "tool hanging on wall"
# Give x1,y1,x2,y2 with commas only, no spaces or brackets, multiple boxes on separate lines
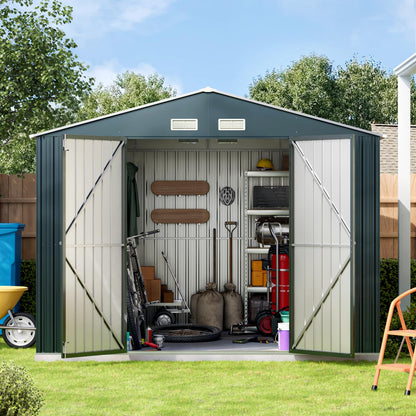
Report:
219,186,235,206
151,180,210,196
151,209,209,224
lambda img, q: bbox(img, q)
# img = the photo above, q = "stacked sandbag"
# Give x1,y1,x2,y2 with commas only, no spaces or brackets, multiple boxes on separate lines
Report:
196,282,223,330
222,282,243,330
190,289,204,324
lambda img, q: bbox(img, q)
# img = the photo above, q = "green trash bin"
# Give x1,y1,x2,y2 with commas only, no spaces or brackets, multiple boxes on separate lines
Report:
0,223,25,332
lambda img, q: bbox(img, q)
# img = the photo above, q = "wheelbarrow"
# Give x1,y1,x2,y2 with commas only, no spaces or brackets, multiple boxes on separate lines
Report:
0,286,36,348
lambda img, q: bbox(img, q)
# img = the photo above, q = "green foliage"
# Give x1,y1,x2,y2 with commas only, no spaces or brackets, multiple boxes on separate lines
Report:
76,72,176,121
19,260,36,317
0,360,44,416
336,58,396,129
380,259,399,328
380,259,416,357
249,55,337,120
0,0,93,174
250,54,416,130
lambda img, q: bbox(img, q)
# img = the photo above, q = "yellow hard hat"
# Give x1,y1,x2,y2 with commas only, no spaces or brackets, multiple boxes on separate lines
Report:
256,158,274,170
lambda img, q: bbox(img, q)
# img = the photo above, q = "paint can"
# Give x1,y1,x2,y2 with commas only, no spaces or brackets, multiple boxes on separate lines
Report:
154,334,165,348
278,322,289,351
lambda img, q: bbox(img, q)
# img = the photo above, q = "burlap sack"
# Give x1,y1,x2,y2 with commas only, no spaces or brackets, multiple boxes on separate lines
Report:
196,282,223,330
222,282,243,330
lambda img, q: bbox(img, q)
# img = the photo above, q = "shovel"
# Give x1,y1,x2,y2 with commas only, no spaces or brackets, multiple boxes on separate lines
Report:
224,221,237,284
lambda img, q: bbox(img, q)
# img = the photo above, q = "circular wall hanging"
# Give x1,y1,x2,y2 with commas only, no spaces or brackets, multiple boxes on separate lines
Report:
219,186,235,206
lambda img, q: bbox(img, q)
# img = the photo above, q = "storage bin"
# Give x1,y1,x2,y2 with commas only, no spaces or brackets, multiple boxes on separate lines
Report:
251,260,263,271
251,271,264,286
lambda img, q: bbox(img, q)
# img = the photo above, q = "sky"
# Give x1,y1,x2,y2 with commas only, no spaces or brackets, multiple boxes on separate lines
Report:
62,0,416,97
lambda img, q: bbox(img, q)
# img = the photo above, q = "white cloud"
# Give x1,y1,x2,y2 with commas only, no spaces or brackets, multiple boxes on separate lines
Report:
88,60,157,86
393,0,416,46
112,0,174,30
66,0,175,38
88,60,183,95
88,60,121,86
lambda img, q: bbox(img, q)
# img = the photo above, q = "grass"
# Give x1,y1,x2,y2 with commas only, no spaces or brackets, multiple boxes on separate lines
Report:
1,339,415,415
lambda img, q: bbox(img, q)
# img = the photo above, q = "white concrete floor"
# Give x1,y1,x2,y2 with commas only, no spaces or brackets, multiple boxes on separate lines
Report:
34,331,379,362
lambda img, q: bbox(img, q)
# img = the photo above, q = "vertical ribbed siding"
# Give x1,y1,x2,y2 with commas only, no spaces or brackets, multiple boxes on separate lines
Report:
354,135,380,353
126,140,287,310
36,135,64,353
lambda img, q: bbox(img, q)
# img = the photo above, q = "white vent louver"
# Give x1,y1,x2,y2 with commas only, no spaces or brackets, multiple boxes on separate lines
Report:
170,119,198,131
218,119,246,131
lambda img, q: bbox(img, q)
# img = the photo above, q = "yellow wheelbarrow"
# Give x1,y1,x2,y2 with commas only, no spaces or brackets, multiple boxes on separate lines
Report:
0,286,36,348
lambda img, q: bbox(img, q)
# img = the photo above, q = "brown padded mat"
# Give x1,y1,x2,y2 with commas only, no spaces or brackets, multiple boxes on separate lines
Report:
151,209,210,224
151,181,209,195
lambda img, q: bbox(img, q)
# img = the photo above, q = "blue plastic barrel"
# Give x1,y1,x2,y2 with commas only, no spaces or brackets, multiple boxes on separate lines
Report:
0,223,25,332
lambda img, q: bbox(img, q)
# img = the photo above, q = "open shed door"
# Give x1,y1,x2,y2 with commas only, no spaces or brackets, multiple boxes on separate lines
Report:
63,137,125,357
291,137,353,357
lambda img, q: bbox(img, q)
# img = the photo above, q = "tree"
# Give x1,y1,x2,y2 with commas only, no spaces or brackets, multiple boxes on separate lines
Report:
0,0,93,174
76,72,176,121
336,58,396,129
249,55,416,130
249,55,337,120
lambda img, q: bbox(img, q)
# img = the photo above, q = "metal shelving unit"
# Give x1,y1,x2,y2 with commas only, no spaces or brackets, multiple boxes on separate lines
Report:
243,170,289,325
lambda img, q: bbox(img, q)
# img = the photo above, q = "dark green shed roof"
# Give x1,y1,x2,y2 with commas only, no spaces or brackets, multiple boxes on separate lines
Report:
32,87,379,139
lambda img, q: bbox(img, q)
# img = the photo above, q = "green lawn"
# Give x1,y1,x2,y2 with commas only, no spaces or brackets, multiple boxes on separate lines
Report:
1,339,414,415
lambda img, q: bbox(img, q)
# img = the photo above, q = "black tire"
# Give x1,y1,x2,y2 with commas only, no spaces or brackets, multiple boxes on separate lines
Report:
126,290,142,350
2,313,36,348
256,310,273,336
152,324,221,343
153,309,175,326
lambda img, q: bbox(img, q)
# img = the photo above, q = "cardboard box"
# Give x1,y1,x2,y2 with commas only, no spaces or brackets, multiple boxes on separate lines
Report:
251,260,263,271
144,278,161,301
252,271,264,286
263,270,268,286
162,290,174,303
142,266,155,280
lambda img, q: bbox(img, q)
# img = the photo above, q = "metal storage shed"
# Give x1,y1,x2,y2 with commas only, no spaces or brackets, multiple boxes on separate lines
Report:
33,87,380,359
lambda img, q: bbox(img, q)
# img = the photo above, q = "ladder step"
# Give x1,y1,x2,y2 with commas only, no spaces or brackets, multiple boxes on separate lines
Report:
376,363,413,373
387,329,416,337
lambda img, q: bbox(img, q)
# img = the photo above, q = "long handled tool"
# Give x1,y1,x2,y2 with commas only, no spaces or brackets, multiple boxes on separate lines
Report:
161,251,190,311
224,221,237,283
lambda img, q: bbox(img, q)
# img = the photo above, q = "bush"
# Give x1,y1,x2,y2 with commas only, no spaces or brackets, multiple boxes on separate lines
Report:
380,259,399,329
380,259,416,357
0,360,44,416
19,260,36,317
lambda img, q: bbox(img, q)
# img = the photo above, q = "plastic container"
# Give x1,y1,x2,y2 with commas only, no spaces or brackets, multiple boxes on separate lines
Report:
0,223,25,333
251,260,263,271
280,311,289,323
0,223,25,286
278,322,289,351
251,271,264,286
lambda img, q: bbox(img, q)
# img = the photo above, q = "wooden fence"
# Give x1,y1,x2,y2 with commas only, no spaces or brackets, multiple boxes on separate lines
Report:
0,173,412,260
380,173,416,259
0,174,36,260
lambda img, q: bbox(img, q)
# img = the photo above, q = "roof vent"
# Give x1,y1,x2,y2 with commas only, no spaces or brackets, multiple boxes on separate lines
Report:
218,119,246,131
171,119,198,131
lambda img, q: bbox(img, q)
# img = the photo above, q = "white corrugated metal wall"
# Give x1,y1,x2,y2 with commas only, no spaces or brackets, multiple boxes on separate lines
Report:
127,138,288,312
64,137,124,355
292,139,351,354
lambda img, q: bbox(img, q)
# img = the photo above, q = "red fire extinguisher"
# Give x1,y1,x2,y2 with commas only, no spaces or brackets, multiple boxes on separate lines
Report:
271,253,289,312
278,253,289,310
271,253,277,312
